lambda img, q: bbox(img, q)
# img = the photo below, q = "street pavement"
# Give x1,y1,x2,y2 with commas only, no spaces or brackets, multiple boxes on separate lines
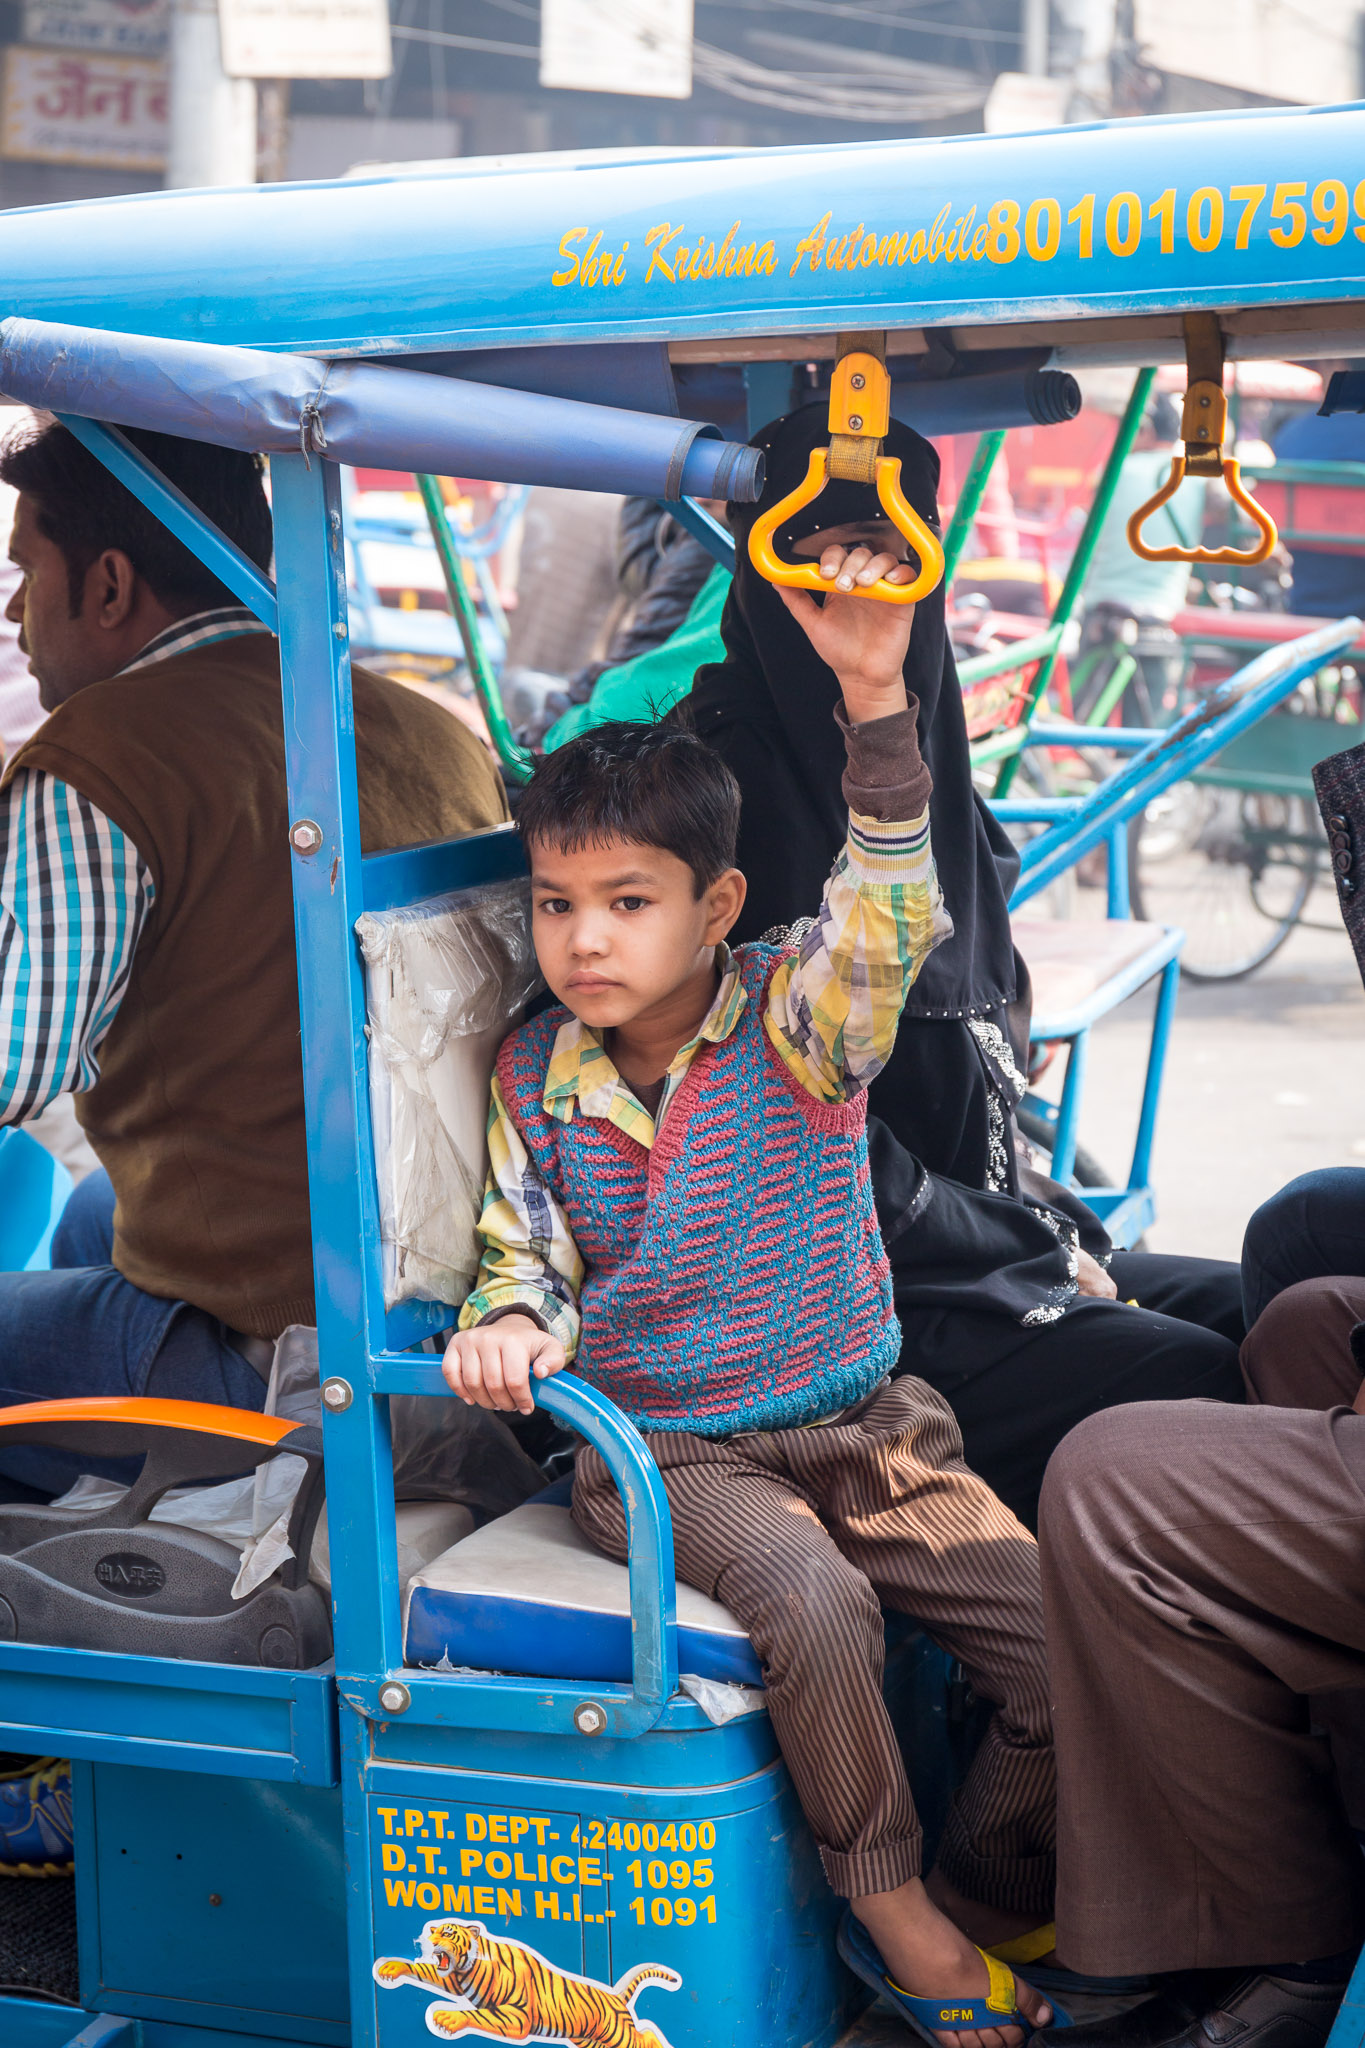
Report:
1044,879,1365,1261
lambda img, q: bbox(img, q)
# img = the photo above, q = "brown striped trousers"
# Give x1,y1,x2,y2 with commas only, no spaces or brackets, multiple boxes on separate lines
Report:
573,1377,1056,1908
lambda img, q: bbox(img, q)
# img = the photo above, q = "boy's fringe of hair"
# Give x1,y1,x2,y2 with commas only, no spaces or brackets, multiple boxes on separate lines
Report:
516,719,740,896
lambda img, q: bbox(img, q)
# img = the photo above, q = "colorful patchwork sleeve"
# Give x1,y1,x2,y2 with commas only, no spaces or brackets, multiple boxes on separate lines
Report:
763,805,952,1104
457,1072,584,1355
0,768,154,1122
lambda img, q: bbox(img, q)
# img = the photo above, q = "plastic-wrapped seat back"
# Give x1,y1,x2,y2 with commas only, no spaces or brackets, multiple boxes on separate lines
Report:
355,877,539,1312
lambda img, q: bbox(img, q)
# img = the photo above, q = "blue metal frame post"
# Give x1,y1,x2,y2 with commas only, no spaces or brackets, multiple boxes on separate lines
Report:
269,452,400,2048
1129,952,1182,1195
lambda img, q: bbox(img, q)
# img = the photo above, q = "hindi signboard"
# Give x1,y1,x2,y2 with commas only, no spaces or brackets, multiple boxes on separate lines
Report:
540,0,693,99
1,44,166,167
217,0,391,79
21,0,168,57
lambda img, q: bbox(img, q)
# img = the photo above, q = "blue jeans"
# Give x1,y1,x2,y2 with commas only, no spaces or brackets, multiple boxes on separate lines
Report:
0,1170,266,1499
1241,1166,1365,1328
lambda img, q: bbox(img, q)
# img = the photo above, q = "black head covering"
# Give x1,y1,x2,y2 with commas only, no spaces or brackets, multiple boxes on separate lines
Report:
686,404,1019,1018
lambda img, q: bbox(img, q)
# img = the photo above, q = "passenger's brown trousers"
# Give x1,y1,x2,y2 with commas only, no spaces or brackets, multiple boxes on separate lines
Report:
573,1377,1055,1909
1040,1398,1365,1975
1241,1273,1365,1411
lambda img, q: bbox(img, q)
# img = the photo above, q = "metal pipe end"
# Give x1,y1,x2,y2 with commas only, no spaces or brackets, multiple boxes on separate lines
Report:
1026,369,1082,426
708,440,765,505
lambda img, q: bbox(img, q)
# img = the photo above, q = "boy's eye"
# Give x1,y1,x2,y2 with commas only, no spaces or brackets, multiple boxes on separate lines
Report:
536,897,571,916
614,895,650,912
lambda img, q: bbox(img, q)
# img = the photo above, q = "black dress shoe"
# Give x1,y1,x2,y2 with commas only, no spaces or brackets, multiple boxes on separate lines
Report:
1031,1975,1347,2048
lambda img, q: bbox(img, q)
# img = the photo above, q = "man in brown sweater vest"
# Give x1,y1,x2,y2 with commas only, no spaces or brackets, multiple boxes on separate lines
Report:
0,420,507,1501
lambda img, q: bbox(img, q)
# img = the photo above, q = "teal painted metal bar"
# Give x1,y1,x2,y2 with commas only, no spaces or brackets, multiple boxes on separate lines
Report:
1013,616,1361,903
358,1360,678,1740
958,626,1062,688
418,472,534,785
1130,951,1183,1192
943,428,1006,586
671,493,737,572
993,366,1156,797
360,821,524,916
55,414,279,631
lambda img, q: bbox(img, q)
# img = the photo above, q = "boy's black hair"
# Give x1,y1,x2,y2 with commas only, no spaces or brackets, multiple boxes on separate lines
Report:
0,416,273,616
517,721,741,896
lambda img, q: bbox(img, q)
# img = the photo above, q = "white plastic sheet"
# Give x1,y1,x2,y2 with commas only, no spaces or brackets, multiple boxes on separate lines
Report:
47,1325,526,1602
355,877,540,1311
679,1673,767,1725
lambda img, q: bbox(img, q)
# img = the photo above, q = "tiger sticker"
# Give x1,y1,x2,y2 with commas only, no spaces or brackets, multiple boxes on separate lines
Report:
373,1916,681,2047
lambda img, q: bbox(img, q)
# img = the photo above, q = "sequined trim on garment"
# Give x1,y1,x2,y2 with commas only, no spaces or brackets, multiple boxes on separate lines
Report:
967,1018,1027,1194
1021,1204,1081,1326
760,917,819,949
967,1018,1027,1107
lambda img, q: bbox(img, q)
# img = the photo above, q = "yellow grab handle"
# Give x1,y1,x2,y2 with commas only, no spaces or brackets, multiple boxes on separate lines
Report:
747,448,944,606
1126,454,1278,568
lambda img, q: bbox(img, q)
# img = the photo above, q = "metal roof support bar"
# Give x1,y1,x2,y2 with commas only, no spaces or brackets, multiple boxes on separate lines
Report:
5,318,763,506
993,365,1155,797
56,414,279,632
417,473,534,785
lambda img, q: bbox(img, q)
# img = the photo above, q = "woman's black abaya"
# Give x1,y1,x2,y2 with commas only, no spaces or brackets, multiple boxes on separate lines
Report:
678,407,1244,1525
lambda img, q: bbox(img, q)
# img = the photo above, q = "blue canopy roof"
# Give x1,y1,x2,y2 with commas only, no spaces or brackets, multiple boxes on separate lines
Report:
0,101,1360,366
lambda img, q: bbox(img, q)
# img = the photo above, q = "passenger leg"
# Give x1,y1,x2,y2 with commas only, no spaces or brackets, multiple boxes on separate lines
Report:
1240,1273,1365,1409
900,1296,1242,1530
0,1262,266,1495
1240,1165,1365,1325
49,1165,115,1267
1040,1399,1365,1976
573,1429,1052,2045
1105,1249,1244,1343
783,1378,1055,1928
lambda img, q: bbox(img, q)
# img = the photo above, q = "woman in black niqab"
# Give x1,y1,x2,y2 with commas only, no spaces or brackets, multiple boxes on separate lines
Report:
687,404,1031,1196
677,405,1245,1528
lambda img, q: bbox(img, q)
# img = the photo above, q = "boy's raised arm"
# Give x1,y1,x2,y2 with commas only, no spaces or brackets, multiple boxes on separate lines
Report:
765,554,954,1103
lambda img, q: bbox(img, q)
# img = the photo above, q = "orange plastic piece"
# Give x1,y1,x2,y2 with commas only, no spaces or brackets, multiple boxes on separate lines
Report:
828,351,891,440
747,344,944,605
748,448,945,606
0,1395,302,1443
1126,454,1278,567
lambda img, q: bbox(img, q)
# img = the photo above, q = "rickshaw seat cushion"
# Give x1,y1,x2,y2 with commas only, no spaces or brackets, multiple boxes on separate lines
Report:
1012,916,1170,1025
403,1501,763,1686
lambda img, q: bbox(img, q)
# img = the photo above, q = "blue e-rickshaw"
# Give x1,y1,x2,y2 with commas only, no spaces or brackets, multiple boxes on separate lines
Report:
0,97,1363,2048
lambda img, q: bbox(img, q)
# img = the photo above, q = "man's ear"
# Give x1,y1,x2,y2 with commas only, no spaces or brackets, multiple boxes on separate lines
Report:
87,548,140,630
703,866,747,943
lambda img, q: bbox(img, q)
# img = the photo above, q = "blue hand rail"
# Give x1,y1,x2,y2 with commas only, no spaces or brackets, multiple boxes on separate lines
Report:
358,1357,679,1741
537,1370,679,1726
1009,616,1362,907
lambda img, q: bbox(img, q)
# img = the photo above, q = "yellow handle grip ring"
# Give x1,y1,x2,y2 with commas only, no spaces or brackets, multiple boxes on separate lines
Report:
747,447,944,606
1127,455,1278,568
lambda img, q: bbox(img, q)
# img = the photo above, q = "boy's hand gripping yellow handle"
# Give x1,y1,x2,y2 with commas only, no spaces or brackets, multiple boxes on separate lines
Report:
1127,315,1278,568
747,339,945,606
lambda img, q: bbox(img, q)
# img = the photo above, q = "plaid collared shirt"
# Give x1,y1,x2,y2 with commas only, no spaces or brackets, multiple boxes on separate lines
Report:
0,607,267,1122
460,803,950,1352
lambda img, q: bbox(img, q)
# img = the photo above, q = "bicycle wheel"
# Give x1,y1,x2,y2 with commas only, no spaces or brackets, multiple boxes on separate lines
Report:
1016,1104,1114,1192
1128,787,1314,981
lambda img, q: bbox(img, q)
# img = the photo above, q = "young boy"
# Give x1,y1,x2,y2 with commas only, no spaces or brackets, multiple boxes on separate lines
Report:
445,540,1057,2048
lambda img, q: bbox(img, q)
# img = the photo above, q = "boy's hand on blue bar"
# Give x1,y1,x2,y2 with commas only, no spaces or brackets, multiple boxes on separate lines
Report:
442,1315,566,1415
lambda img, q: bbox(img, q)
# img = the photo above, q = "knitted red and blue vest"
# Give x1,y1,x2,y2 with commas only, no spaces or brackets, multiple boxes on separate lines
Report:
496,943,900,1436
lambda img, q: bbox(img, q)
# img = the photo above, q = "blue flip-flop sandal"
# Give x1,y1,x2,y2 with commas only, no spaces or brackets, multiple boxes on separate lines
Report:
838,1909,1071,2043
988,1924,1149,1999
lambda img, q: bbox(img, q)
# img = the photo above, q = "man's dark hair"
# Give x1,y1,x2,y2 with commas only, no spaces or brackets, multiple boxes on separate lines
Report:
0,416,273,616
517,721,741,896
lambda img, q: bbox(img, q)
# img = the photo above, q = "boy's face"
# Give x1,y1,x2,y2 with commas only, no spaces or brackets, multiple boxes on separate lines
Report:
527,835,746,1033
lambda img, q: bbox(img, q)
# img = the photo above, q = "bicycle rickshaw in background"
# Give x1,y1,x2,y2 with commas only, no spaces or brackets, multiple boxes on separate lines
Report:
0,97,1362,2048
